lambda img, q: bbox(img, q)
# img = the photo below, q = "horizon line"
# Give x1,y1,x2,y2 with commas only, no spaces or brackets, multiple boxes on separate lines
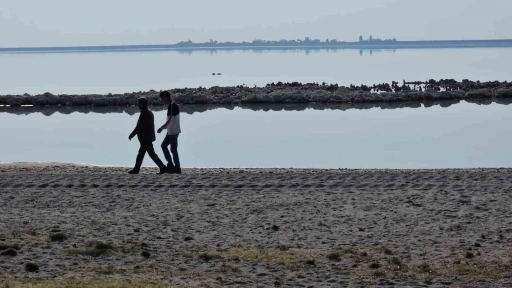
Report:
1,37,512,50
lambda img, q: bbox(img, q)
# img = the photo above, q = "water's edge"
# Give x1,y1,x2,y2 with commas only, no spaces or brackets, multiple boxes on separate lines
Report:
0,98,510,116
1,162,510,171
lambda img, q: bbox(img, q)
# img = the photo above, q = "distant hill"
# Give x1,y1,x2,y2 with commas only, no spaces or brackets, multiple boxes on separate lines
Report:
1,37,512,53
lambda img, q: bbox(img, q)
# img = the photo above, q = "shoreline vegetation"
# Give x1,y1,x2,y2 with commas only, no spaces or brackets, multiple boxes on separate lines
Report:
1,79,511,109
1,37,512,53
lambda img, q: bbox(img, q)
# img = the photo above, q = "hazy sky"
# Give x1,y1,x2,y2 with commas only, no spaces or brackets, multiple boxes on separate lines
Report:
1,0,511,47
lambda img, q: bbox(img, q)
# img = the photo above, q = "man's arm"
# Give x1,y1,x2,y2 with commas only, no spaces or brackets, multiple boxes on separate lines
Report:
158,105,174,133
158,117,171,132
129,113,143,139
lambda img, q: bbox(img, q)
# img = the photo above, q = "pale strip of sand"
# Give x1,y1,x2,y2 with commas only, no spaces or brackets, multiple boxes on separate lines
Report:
1,163,511,287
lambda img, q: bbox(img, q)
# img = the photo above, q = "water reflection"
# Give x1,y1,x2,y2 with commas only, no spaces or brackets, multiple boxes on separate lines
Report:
359,49,397,56
0,47,400,56
0,98,509,117
1,100,512,168
167,47,398,56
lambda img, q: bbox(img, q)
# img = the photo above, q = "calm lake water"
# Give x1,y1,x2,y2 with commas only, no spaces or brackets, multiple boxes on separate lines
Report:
1,101,512,169
1,48,511,168
1,48,511,95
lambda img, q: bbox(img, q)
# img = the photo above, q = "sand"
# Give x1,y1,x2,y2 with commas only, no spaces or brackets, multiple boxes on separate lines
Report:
1,163,512,287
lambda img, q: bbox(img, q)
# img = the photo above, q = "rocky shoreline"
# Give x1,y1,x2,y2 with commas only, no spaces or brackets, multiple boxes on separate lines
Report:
1,79,511,108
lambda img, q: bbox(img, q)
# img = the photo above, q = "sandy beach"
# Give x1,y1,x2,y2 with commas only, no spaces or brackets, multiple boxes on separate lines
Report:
1,163,512,287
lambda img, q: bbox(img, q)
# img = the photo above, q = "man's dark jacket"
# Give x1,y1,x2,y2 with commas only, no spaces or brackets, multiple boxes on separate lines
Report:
130,108,156,143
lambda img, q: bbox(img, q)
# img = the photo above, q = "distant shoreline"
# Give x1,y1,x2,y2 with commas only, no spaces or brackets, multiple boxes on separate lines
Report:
1,39,512,54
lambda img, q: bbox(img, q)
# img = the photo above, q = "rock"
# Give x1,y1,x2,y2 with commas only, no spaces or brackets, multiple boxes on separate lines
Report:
327,252,342,262
71,95,92,106
327,94,343,103
219,96,236,104
141,251,150,258
57,95,74,106
433,91,457,100
120,94,138,106
0,248,17,257
25,262,39,273
2,95,22,106
1,79,511,108
49,233,68,242
405,92,425,101
44,93,59,105
92,97,108,107
466,88,493,98
496,88,512,98
31,95,48,106
194,93,212,104
309,90,331,103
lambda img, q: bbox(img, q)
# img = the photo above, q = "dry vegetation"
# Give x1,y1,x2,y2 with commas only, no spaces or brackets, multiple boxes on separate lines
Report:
0,279,174,288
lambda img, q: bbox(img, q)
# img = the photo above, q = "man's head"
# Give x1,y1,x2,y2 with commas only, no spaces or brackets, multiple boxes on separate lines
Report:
160,91,171,105
137,97,149,110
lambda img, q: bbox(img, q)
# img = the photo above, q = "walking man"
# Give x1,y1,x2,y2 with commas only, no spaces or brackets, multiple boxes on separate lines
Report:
128,97,167,174
157,91,181,174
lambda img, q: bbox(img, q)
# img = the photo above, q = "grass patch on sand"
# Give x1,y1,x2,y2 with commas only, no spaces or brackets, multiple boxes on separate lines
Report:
417,262,432,273
198,252,221,262
0,244,21,251
326,252,342,262
0,279,174,288
388,257,403,267
381,247,393,255
199,248,309,267
447,262,510,279
372,270,386,278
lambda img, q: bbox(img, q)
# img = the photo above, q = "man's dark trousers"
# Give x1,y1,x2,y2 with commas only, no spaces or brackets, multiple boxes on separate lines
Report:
134,142,166,172
161,134,180,170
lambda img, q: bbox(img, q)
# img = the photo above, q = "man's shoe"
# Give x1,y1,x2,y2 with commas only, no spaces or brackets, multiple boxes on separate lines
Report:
157,168,167,175
167,163,175,174
128,169,139,174
173,168,182,174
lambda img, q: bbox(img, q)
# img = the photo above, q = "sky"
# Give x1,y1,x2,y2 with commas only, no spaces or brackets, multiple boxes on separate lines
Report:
1,0,511,47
